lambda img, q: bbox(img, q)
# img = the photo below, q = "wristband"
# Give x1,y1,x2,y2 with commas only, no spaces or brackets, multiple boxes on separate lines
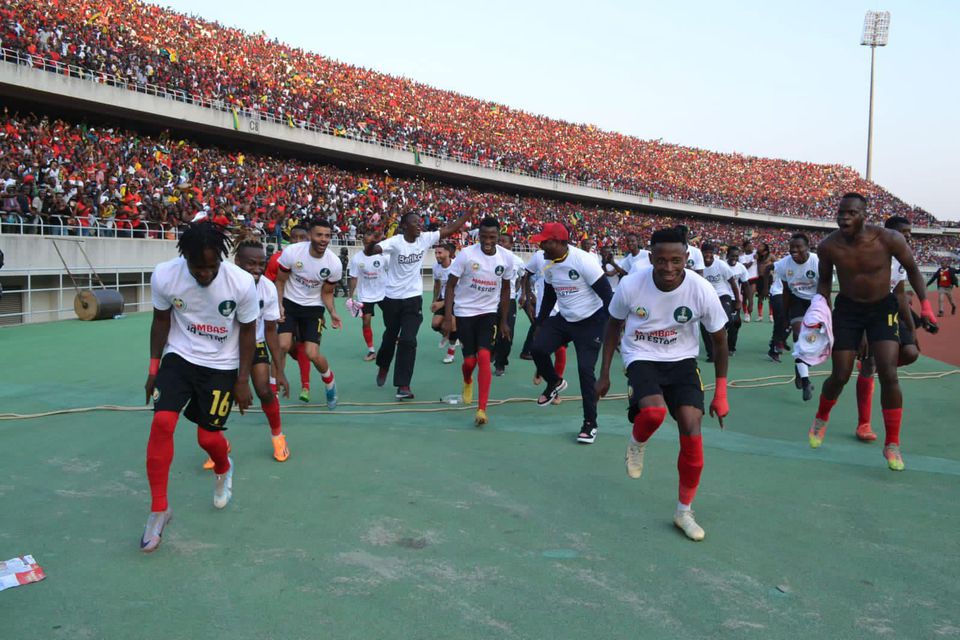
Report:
149,358,160,376
714,377,728,397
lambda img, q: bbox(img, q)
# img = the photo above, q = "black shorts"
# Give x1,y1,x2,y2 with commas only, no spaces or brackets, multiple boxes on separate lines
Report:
153,353,237,431
456,313,498,356
253,341,270,366
280,299,325,343
788,297,812,323
360,301,379,317
626,358,704,420
833,294,900,351
433,300,447,317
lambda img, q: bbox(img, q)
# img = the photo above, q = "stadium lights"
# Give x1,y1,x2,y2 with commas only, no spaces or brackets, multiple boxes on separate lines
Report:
861,10,890,182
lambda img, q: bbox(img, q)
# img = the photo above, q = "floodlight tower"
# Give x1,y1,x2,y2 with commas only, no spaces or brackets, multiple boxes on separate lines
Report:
861,10,890,183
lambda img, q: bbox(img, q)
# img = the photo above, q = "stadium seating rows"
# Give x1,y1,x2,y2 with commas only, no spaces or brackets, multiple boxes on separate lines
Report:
0,0,939,226
2,112,957,264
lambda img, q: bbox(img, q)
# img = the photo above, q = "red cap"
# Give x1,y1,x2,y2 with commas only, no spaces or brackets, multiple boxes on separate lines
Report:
530,222,569,244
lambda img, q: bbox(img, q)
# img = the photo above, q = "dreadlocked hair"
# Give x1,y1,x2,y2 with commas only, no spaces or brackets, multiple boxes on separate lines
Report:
233,228,264,256
178,221,233,262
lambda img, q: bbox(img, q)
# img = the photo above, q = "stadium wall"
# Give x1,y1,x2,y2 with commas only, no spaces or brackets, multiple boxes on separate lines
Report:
4,60,943,236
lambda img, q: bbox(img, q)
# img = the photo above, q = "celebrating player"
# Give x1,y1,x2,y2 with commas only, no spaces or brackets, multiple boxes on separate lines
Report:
809,194,938,470
430,243,458,364
493,233,527,376
370,209,472,398
724,246,750,355
442,217,514,426
739,239,758,321
275,218,342,409
528,222,613,444
228,231,290,462
348,228,389,361
700,242,741,362
141,221,258,552
265,225,312,399
774,233,819,401
596,228,730,541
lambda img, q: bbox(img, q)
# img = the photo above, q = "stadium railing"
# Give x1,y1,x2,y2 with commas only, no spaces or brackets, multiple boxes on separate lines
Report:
2,46,917,230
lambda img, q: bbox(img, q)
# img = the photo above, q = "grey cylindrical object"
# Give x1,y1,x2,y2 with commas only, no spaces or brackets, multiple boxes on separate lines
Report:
74,289,124,321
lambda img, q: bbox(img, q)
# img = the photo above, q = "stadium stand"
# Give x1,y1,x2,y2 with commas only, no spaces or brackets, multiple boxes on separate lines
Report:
0,0,941,226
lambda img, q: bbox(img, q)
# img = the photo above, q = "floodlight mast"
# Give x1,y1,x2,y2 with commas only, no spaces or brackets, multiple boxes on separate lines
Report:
861,10,890,183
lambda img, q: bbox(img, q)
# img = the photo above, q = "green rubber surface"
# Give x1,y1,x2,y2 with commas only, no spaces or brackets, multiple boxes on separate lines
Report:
1,306,959,639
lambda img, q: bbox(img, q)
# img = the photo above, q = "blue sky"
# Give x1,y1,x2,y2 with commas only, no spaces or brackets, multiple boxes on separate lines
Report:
162,0,959,220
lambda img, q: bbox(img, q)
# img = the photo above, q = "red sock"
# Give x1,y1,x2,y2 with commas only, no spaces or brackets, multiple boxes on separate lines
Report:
816,396,837,422
269,381,278,394
321,369,335,389
362,326,374,349
477,349,492,410
296,344,310,388
554,346,567,378
632,406,667,443
447,347,456,356
262,395,282,436
146,411,179,512
758,301,764,317
678,434,704,506
196,427,231,475
856,375,874,425
462,355,477,383
882,408,903,446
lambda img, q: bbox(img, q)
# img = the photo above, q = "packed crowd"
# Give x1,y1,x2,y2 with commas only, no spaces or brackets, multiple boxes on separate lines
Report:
0,0,939,226
2,112,957,265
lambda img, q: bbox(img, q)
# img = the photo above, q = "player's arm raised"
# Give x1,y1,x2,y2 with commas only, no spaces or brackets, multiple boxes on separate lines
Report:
890,230,936,326
145,307,172,404
439,207,474,240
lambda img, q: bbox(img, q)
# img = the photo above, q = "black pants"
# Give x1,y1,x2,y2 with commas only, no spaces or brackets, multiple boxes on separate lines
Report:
376,295,423,388
727,304,742,351
531,309,606,424
770,294,788,347
493,300,517,369
703,295,737,358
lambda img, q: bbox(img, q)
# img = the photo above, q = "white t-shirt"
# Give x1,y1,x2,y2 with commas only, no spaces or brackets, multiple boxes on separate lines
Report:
432,259,454,301
377,230,440,299
770,274,783,296
774,254,820,301
151,258,259,370
728,261,750,288
278,242,343,306
620,250,651,274
609,267,728,364
890,257,907,292
739,251,759,279
509,253,526,301
255,275,281,343
702,259,737,299
448,244,514,317
348,251,389,303
685,245,706,272
540,245,606,322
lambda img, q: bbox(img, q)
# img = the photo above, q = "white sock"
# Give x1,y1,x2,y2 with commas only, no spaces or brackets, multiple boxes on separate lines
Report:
269,375,276,385
796,361,810,379
677,502,692,512
320,369,335,390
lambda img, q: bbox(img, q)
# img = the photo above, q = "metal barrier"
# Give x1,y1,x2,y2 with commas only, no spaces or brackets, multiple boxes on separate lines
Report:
0,213,181,239
2,46,929,231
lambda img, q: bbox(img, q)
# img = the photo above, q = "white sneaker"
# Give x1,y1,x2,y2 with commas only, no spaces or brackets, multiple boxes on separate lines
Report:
673,509,705,541
744,315,751,323
442,353,455,364
140,509,172,552
213,457,234,509
625,439,646,479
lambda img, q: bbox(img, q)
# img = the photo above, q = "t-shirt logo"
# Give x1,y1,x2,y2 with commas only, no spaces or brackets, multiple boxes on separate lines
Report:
495,265,505,276
673,306,693,324
373,260,380,268
635,306,648,319
568,269,580,280
686,258,695,268
787,269,795,277
898,265,905,274
218,300,237,317
295,261,304,269
319,268,331,279
805,332,819,343
471,262,480,271
805,270,816,279
259,299,264,309
172,297,186,311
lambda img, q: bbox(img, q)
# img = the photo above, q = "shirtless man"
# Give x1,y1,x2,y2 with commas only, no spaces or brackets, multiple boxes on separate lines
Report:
808,194,938,471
